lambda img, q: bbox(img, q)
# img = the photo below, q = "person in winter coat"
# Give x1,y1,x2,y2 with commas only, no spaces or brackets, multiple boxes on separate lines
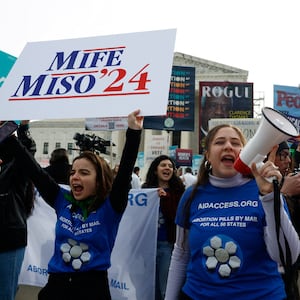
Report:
0,121,36,300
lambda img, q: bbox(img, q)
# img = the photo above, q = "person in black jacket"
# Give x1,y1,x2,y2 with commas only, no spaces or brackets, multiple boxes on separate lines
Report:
44,148,71,185
0,121,36,300
0,110,143,300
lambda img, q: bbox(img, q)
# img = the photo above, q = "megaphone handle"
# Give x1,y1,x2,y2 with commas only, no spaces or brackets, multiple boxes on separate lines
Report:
265,176,277,183
256,162,277,183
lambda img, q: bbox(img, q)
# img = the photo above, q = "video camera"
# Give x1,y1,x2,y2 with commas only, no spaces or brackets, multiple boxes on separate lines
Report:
73,133,113,154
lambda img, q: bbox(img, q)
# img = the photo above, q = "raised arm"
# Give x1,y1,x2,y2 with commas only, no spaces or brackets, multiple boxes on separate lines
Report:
0,134,59,206
110,110,143,213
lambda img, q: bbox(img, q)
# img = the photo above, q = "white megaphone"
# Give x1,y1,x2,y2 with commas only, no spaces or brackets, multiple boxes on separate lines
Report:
234,107,299,175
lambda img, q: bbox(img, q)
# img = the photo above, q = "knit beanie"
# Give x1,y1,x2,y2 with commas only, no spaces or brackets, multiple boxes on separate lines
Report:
276,141,289,154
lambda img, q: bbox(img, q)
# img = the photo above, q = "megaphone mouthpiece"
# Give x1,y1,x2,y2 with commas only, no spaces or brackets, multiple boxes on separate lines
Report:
234,157,251,175
234,107,299,175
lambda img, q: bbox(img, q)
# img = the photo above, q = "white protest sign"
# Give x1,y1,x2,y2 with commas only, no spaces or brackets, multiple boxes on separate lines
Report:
0,29,176,120
85,116,128,131
17,191,56,287
145,134,169,163
109,189,159,300
209,118,260,141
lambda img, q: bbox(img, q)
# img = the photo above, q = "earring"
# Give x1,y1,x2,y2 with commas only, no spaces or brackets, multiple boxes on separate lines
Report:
204,160,212,171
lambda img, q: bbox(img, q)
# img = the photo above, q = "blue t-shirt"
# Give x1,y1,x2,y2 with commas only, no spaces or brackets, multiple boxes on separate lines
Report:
48,187,122,273
176,180,286,299
157,207,167,241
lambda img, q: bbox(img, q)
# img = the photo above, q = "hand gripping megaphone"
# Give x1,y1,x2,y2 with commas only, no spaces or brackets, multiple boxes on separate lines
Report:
234,107,299,175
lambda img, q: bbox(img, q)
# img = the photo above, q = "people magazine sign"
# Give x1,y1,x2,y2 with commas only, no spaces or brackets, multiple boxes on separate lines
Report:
274,84,300,135
199,81,253,153
0,29,176,120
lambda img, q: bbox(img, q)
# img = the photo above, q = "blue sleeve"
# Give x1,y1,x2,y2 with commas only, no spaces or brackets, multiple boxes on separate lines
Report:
175,189,192,229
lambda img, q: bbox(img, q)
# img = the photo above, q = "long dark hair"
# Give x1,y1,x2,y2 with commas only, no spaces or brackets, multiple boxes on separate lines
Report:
142,154,185,193
183,124,246,228
72,151,114,212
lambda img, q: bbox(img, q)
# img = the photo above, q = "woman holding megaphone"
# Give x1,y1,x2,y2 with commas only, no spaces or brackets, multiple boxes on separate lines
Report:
165,124,300,300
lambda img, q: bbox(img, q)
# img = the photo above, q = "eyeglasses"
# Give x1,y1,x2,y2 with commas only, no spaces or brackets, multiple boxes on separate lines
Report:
278,152,291,161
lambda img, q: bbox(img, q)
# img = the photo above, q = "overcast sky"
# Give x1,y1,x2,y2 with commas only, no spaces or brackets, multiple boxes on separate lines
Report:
2,0,299,107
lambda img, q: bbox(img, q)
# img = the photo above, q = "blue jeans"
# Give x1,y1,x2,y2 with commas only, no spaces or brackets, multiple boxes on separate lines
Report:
155,241,173,300
0,247,25,300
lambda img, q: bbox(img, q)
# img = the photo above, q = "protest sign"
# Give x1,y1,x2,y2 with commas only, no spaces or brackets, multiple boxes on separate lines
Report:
0,29,176,120
0,50,17,88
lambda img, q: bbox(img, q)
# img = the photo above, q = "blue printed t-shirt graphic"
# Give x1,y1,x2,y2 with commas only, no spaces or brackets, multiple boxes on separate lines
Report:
175,180,285,299
60,238,91,270
47,188,122,273
203,234,242,278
